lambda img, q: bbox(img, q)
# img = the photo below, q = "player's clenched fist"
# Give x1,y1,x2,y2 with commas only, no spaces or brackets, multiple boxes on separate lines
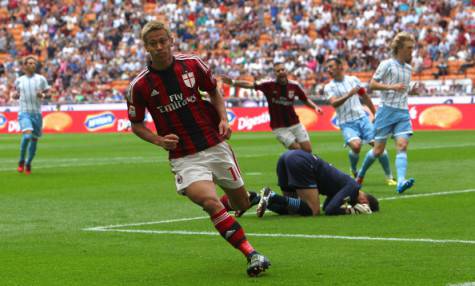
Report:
219,119,232,140
157,134,180,150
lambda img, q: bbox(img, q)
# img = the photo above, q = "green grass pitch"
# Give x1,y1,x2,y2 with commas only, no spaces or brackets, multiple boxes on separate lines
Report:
1,131,474,285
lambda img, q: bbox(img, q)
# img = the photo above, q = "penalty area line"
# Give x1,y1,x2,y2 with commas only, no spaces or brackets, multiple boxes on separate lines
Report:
84,188,475,231
83,228,475,245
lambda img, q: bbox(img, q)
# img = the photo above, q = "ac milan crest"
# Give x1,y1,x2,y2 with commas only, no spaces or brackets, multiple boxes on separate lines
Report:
182,72,195,88
288,90,295,99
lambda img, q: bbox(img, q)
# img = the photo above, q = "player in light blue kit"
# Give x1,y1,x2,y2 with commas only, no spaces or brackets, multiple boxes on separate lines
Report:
12,56,50,175
357,32,419,193
324,57,396,186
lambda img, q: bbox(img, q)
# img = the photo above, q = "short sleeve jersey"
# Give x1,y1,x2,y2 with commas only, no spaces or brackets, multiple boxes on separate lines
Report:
324,75,366,124
15,74,49,113
255,79,308,129
126,54,223,159
372,58,412,110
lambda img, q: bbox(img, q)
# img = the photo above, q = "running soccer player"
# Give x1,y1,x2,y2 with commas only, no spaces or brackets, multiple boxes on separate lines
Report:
324,57,396,186
358,32,419,194
12,55,50,175
222,63,322,152
126,21,270,277
256,150,379,217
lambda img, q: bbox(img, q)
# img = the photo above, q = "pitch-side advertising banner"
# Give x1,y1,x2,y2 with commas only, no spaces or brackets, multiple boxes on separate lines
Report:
1,104,475,134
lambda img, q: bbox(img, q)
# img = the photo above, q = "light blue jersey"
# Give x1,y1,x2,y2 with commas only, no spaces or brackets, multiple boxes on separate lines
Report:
324,75,366,124
372,58,412,110
14,74,49,113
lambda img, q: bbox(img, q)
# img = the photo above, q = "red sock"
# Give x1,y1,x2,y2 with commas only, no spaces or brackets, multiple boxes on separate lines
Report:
211,208,255,257
219,194,233,211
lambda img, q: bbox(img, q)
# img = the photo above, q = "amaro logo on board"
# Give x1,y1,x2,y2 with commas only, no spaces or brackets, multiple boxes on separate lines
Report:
84,112,116,131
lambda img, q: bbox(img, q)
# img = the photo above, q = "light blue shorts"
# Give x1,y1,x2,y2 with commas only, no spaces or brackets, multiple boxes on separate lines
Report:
18,112,43,138
373,106,412,141
340,116,374,145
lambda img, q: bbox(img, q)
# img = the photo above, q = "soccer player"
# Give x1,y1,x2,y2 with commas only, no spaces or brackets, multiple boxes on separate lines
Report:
256,150,379,217
12,55,50,175
222,64,322,152
126,21,270,277
324,57,396,186
358,32,419,194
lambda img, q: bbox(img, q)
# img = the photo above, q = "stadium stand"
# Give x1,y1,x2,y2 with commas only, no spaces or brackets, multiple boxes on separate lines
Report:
0,0,474,106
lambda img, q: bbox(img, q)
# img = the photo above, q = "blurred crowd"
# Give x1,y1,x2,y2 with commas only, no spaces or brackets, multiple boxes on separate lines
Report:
0,0,474,106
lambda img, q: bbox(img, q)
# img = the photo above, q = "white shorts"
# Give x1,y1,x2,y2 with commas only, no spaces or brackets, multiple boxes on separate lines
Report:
272,123,310,148
170,141,245,194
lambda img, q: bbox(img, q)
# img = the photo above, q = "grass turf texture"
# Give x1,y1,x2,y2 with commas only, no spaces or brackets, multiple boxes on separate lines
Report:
1,131,474,286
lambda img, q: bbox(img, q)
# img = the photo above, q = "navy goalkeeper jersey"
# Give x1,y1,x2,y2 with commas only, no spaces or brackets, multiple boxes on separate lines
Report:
276,150,359,202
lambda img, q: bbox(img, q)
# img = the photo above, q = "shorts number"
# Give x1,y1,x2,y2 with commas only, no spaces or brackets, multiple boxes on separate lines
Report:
227,166,238,181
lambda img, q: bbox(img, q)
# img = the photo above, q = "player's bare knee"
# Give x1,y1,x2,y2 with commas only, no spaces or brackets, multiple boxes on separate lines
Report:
351,144,361,154
396,142,408,152
299,143,312,153
201,197,223,214
309,203,320,216
288,143,301,150
373,146,385,156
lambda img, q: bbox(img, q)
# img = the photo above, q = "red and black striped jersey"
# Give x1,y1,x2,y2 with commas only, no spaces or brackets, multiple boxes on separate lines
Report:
126,54,223,159
255,79,308,129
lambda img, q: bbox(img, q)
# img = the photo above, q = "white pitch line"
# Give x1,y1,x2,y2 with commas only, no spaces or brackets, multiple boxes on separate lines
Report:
83,216,209,231
83,188,475,245
379,189,475,201
82,228,475,245
84,188,475,231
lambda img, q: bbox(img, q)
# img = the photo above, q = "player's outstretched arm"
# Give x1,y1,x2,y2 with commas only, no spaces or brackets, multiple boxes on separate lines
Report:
221,75,255,89
303,98,323,114
131,122,179,150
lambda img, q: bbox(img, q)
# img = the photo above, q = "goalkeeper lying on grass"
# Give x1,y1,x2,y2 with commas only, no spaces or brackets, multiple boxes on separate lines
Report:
256,150,379,217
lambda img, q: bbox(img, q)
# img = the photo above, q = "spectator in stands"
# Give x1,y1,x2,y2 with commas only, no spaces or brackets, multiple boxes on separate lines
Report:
434,57,449,78
0,0,473,105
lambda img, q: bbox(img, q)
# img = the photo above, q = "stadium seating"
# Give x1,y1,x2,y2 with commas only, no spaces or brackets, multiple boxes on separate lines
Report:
0,1,473,105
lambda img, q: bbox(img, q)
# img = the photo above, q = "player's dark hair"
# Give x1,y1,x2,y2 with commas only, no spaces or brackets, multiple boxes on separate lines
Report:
326,56,342,65
23,55,38,65
365,193,379,212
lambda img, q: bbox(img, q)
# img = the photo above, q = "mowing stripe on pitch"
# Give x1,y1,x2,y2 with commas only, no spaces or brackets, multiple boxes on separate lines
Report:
0,153,278,172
